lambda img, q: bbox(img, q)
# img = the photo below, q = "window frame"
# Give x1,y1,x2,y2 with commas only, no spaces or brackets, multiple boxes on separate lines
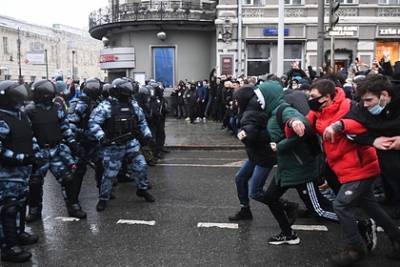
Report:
378,0,400,5
3,37,9,54
284,0,304,6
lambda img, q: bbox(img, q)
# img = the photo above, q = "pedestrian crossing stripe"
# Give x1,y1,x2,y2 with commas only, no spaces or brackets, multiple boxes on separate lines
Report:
116,219,156,226
55,217,80,222
291,225,328,231
197,222,239,229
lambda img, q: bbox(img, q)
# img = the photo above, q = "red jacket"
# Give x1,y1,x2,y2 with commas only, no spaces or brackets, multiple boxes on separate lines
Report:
307,88,380,184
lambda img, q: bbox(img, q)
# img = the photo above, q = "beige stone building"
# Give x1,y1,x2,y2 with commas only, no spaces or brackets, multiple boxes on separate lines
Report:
0,15,105,82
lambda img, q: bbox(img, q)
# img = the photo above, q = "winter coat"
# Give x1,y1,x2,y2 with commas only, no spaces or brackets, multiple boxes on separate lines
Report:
255,81,319,187
307,88,380,184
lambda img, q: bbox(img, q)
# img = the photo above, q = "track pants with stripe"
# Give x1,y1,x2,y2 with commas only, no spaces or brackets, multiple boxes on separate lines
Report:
263,179,338,235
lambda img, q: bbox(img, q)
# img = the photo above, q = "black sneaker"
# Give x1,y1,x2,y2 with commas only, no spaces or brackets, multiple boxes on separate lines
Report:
1,246,32,263
228,207,253,221
268,232,300,245
96,200,107,212
281,200,299,226
136,190,155,202
18,232,39,246
386,239,400,260
68,204,87,219
331,248,366,266
358,218,377,252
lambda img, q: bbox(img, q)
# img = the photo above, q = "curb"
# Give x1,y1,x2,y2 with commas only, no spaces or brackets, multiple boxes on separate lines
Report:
164,145,243,150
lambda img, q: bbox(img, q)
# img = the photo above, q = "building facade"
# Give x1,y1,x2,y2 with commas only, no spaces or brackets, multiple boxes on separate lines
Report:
216,0,400,77
0,15,104,82
89,0,217,85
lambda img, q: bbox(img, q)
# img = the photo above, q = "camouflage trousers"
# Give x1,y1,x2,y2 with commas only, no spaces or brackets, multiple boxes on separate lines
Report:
98,145,149,200
0,165,31,201
33,144,76,183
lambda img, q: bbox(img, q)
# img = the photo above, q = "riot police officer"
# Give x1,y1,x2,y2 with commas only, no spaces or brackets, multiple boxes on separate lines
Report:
89,78,155,211
148,82,168,158
68,78,104,205
25,80,86,222
0,81,39,262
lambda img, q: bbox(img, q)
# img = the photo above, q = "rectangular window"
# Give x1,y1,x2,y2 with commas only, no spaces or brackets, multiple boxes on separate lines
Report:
325,0,358,4
246,42,271,76
242,0,266,5
285,0,303,5
283,43,303,73
5,75,11,80
3,37,8,54
379,0,400,4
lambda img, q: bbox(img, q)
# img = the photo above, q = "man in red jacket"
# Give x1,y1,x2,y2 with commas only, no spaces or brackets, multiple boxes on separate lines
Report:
291,79,400,266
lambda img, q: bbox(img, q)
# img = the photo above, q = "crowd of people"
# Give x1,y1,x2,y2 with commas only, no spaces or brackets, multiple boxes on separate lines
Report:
0,76,169,262
216,57,400,266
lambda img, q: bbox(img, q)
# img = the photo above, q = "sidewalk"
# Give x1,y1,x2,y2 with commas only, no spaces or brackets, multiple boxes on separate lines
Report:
164,118,243,149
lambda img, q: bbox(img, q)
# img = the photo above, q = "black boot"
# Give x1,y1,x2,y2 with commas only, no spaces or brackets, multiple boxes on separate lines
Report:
96,200,107,212
1,246,32,263
27,175,43,223
136,189,155,202
228,207,253,221
18,232,39,246
67,203,87,219
1,202,32,263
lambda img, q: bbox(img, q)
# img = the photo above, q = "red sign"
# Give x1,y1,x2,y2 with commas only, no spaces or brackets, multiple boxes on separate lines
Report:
221,55,233,75
100,54,119,63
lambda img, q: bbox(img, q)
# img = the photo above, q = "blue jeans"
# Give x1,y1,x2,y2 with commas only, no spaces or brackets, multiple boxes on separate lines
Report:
235,160,271,207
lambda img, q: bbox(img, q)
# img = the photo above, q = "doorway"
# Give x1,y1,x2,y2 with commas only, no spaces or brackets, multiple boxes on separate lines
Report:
152,47,175,88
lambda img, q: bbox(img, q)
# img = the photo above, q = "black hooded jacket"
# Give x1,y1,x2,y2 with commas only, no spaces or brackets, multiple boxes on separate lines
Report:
236,87,276,167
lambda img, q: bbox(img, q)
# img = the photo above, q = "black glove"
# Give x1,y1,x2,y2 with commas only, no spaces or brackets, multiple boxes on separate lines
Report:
99,136,110,145
69,141,81,155
144,137,156,147
23,155,45,166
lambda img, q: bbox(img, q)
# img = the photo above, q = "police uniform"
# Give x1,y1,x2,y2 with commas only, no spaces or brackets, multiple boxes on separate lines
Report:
89,78,155,212
25,80,86,221
0,81,39,263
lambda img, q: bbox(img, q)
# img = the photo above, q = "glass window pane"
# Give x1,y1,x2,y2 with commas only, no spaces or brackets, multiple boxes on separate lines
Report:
247,61,270,76
284,44,302,59
247,44,270,59
284,0,290,4
293,0,302,4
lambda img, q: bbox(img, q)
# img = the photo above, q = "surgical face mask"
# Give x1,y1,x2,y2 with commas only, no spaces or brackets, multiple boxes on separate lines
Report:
368,103,384,115
292,84,299,89
308,96,326,111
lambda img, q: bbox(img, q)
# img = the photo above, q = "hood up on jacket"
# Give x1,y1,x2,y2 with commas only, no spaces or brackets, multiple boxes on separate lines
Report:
254,80,285,115
233,86,258,114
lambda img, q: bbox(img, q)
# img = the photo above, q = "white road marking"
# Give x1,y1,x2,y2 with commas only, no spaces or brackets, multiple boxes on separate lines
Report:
223,160,246,167
116,219,156,226
55,217,80,222
156,163,240,168
197,222,239,229
42,216,51,222
291,225,329,231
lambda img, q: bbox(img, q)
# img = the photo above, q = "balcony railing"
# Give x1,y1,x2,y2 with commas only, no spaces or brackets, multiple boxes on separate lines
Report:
89,1,217,29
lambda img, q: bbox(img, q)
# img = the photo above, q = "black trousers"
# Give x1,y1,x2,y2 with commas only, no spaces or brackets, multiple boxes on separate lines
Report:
263,179,338,235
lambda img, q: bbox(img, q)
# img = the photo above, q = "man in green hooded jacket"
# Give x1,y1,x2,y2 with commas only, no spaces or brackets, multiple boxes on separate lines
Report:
254,81,338,245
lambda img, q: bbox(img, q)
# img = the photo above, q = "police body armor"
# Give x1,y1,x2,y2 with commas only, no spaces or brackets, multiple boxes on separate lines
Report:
27,105,63,148
104,100,138,145
0,111,34,157
78,96,96,132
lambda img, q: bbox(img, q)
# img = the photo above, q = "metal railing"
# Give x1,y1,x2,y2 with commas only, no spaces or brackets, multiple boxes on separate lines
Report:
89,1,217,29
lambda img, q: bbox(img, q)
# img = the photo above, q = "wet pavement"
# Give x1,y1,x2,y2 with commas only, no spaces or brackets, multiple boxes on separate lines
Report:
5,122,400,267
165,118,242,149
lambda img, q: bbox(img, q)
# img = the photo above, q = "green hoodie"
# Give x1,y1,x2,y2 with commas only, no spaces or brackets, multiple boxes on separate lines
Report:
254,81,319,187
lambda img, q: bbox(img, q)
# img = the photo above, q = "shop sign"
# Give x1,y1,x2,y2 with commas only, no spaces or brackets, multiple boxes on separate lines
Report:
378,27,400,37
328,26,358,37
100,47,135,69
263,28,289,36
25,52,45,65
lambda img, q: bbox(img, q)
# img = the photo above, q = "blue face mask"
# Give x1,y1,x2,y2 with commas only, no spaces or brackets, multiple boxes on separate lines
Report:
368,104,384,115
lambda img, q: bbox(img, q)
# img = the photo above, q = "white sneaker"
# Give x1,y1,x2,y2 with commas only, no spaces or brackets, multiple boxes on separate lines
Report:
202,117,207,123
195,117,201,123
185,117,190,121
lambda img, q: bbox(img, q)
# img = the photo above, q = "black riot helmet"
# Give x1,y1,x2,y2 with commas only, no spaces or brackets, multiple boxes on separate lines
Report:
102,83,111,99
83,77,102,100
111,78,133,100
31,79,56,104
0,80,29,109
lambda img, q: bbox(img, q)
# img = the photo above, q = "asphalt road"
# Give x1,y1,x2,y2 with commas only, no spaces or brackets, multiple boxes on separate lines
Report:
8,150,400,267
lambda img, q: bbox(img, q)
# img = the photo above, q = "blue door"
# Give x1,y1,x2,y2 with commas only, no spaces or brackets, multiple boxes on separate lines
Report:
153,47,174,88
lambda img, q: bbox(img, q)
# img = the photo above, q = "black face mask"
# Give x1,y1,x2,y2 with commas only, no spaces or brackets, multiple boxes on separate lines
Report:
308,96,326,111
